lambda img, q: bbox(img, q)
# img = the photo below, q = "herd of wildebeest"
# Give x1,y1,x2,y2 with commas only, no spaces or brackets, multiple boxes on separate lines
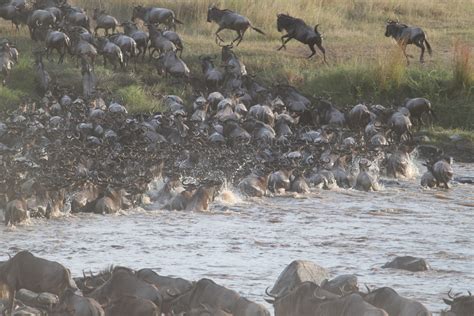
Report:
0,0,472,315
0,251,473,316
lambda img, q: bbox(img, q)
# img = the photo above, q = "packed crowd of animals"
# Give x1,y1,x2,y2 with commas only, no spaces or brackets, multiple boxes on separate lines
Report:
1,251,473,315
0,0,472,315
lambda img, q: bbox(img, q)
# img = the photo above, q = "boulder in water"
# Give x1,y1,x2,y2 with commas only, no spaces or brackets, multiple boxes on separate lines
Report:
269,260,330,297
382,256,430,272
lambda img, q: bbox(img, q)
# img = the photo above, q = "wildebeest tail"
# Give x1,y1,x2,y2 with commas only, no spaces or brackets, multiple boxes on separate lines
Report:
424,38,432,56
251,25,265,35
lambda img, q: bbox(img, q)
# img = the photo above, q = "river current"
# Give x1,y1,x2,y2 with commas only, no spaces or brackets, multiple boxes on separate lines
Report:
1,161,473,315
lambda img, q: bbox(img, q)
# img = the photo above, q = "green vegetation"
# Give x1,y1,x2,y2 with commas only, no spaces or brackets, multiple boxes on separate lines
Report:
0,0,472,130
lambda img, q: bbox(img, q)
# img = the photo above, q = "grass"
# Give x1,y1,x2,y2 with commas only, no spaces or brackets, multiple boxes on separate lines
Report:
0,0,473,131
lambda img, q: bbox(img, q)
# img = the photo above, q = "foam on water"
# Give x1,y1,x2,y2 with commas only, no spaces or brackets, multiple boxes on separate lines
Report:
0,162,473,315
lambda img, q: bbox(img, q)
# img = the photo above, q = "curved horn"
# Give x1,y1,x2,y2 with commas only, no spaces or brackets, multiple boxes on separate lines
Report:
469,291,472,296
314,24,320,33
166,289,180,298
448,289,454,299
365,284,371,293
265,287,278,298
313,290,326,300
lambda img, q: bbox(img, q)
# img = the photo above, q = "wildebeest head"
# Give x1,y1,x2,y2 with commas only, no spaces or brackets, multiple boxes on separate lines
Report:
443,290,474,316
385,19,405,38
207,5,220,23
131,5,145,21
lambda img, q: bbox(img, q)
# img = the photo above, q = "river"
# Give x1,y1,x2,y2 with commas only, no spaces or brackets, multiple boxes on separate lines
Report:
1,161,473,315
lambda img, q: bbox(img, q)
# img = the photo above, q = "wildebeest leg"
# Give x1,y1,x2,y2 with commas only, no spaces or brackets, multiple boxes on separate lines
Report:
414,40,425,63
215,26,225,44
278,35,292,50
233,30,245,46
401,43,410,65
316,42,328,64
94,27,99,36
307,44,316,58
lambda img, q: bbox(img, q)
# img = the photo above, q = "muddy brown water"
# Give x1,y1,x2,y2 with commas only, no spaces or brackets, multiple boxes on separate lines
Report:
0,162,473,315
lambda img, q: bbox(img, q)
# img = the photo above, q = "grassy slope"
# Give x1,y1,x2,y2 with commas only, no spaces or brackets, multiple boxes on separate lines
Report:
0,0,473,130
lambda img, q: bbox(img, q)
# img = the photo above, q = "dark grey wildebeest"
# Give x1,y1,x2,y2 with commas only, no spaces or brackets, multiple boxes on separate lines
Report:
385,19,432,64
132,5,183,30
207,5,265,46
276,13,326,62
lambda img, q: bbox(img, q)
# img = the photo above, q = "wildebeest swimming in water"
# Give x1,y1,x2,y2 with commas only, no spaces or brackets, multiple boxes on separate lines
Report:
385,19,432,64
276,13,327,62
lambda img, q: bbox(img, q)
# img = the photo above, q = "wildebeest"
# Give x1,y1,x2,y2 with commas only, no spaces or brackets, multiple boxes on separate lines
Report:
264,281,339,316
96,37,124,70
4,196,28,225
27,9,56,39
39,27,71,63
121,21,149,60
403,98,436,126
316,293,389,316
442,290,474,316
147,24,177,58
386,144,415,179
62,6,90,32
363,286,431,316
388,108,412,143
0,41,18,86
425,157,454,189
94,187,130,214
33,49,51,94
385,19,432,64
276,13,326,61
318,100,346,127
92,9,118,36
108,33,138,67
0,251,77,313
136,268,193,314
54,288,105,316
207,5,265,46
81,58,97,99
170,278,270,316
88,266,162,310
155,50,190,79
70,30,97,66
104,295,160,316
355,159,378,191
132,5,183,30
221,44,247,79
238,172,269,197
200,56,224,89
185,181,221,212
382,256,430,272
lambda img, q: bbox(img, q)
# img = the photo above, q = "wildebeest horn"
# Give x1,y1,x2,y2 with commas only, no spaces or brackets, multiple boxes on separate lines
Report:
448,289,455,299
166,289,180,298
469,291,472,296
365,284,371,293
265,287,277,298
313,290,326,300
314,24,320,33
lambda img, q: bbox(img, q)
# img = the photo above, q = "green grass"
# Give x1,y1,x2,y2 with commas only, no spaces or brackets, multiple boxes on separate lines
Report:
0,0,472,132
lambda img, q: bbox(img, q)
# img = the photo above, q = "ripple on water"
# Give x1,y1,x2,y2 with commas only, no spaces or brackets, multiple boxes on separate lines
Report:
0,162,473,314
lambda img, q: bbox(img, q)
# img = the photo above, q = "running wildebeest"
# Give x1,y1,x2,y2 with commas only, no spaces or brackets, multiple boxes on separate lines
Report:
0,251,77,314
385,19,432,64
276,13,326,62
207,5,265,46
92,9,119,36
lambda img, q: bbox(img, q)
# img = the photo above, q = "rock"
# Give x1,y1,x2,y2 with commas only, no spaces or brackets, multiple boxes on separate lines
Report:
269,260,330,297
382,256,430,272
321,274,359,295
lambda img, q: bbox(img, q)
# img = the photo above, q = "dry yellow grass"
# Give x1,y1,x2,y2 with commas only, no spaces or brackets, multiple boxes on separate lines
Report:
0,0,473,128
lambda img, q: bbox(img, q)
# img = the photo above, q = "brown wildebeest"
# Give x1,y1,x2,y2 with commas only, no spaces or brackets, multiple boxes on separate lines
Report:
0,251,77,314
